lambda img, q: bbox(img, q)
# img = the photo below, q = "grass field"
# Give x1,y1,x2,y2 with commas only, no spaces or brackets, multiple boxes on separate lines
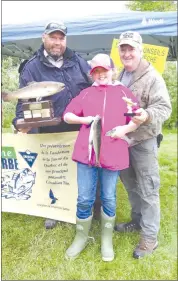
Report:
2,131,177,280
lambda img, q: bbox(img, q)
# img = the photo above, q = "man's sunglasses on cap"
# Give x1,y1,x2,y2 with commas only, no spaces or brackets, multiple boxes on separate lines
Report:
45,23,67,35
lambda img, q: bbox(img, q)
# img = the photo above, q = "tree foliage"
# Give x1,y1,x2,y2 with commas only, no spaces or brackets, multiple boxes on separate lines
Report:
2,56,20,92
126,1,177,11
162,62,177,128
2,56,20,129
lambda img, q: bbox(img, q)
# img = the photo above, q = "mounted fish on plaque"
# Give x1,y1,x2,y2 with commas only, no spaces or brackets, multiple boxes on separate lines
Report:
2,81,65,129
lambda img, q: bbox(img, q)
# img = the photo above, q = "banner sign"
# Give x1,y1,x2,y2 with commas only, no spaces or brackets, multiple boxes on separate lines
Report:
1,132,79,224
110,38,169,74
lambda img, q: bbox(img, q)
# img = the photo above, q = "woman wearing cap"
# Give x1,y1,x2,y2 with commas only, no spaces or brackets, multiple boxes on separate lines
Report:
63,53,140,261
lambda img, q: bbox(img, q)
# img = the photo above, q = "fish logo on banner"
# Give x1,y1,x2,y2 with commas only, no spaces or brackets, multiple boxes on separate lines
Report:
1,168,36,200
19,150,38,168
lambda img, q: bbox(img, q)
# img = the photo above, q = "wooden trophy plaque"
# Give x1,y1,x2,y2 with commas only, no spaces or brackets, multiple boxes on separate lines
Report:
16,100,61,129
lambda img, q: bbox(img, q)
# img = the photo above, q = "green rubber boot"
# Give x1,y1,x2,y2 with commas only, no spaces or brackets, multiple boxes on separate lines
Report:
65,215,92,259
101,208,115,262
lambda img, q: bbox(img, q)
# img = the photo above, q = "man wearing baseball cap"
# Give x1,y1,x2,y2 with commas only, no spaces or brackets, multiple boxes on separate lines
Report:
13,21,92,229
114,31,172,259
42,21,68,64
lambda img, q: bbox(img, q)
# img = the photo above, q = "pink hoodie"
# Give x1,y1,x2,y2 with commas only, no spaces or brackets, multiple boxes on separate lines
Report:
63,84,138,171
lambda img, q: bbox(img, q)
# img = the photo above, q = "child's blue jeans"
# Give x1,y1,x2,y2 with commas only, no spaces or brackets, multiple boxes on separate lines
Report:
76,162,120,219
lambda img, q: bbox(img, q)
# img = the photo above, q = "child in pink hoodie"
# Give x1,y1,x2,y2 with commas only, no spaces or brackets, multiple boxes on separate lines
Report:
63,54,139,262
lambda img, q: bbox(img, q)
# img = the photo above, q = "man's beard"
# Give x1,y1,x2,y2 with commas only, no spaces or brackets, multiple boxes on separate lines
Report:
49,53,62,61
50,55,61,61
47,50,62,61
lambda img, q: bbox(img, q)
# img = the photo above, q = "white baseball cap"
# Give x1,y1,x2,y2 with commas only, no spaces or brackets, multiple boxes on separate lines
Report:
118,31,142,48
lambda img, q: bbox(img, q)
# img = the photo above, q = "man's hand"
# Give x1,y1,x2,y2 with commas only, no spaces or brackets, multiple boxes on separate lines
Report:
132,108,149,125
17,127,32,133
16,120,32,133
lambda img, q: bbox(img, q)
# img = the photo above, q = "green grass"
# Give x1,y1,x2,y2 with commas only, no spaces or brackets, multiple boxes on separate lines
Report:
2,127,12,133
2,131,177,280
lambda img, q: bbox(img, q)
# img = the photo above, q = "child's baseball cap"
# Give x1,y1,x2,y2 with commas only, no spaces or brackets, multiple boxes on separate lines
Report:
90,54,114,74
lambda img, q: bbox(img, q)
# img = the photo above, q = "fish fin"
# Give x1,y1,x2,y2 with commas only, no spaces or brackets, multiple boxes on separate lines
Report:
9,186,13,192
12,173,18,180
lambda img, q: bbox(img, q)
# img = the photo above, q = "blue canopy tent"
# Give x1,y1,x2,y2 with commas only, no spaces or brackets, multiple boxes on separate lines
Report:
1,11,177,61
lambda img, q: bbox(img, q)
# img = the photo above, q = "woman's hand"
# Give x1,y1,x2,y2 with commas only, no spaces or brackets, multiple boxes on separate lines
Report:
64,112,94,125
108,125,128,139
80,116,94,125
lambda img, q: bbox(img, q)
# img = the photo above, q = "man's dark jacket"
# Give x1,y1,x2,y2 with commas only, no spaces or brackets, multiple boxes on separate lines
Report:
13,45,91,133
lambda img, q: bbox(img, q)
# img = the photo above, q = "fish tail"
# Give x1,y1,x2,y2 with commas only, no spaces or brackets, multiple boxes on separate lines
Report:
2,92,10,102
95,161,101,167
